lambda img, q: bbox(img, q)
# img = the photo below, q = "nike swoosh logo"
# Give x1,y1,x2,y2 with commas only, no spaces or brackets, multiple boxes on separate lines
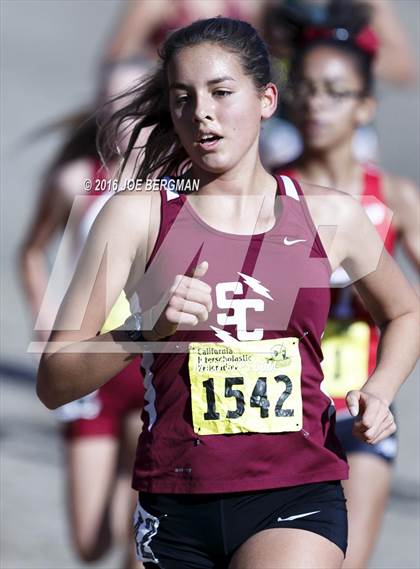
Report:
283,237,307,246
277,510,320,522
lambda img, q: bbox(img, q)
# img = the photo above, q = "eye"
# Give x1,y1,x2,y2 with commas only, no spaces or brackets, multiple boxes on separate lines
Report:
174,93,190,105
328,89,348,101
213,90,232,98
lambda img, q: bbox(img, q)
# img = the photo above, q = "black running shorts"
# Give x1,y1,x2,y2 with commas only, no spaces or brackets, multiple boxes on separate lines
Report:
133,481,348,568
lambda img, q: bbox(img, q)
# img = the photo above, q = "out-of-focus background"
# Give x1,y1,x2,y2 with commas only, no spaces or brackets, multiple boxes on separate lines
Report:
1,1,419,568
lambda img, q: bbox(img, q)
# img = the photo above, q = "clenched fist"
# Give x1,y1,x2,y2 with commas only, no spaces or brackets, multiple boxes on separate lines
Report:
346,390,396,445
144,261,212,340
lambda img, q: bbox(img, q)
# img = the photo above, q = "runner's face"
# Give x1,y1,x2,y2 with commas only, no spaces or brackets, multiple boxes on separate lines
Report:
168,43,275,174
291,46,374,151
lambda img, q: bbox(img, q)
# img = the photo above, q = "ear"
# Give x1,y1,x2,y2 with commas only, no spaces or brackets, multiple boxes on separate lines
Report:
260,82,278,120
355,96,377,127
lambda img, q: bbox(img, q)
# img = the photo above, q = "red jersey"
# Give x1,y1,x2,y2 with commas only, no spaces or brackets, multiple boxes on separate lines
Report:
278,166,396,412
132,175,348,494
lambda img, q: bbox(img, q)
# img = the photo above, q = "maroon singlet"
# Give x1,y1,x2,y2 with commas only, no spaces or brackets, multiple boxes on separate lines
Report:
132,175,348,493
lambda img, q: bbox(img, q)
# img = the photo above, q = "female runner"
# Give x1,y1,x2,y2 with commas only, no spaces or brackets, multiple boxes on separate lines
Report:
37,17,419,569
20,63,146,569
275,9,419,567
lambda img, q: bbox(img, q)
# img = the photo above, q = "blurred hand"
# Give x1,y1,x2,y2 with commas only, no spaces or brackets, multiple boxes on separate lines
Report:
346,389,396,445
144,261,212,340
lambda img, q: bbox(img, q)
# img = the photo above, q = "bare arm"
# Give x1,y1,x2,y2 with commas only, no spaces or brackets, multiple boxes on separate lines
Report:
366,0,416,84
19,178,71,339
104,0,165,62
347,244,419,408
305,184,419,442
19,159,94,339
387,175,420,271
36,190,156,409
104,0,268,63
346,231,419,443
36,183,213,411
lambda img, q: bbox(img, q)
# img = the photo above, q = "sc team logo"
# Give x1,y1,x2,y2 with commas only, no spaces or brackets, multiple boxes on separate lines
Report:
211,272,273,343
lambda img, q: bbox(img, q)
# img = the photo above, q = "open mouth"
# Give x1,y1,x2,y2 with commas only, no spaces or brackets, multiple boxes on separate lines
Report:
195,133,223,150
303,120,328,134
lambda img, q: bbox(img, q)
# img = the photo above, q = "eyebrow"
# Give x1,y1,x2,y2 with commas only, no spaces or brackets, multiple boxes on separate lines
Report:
169,76,236,90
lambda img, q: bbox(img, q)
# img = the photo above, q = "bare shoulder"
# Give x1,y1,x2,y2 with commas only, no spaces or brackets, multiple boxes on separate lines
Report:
94,186,160,242
299,180,375,272
299,180,362,228
102,187,161,294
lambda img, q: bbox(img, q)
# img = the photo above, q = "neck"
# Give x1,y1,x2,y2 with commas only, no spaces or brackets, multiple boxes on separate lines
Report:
183,142,279,234
189,140,273,198
297,140,362,194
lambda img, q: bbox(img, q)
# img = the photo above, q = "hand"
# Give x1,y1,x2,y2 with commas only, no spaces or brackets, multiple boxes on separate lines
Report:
144,261,212,340
346,389,396,445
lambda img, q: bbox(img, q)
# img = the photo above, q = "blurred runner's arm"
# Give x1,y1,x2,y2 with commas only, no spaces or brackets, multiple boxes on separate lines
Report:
388,176,420,270
36,191,155,409
104,0,164,62
19,177,71,339
366,0,416,84
19,159,93,340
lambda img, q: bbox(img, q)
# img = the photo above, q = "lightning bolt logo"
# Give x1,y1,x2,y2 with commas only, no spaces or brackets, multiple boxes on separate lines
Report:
210,326,241,346
238,272,273,301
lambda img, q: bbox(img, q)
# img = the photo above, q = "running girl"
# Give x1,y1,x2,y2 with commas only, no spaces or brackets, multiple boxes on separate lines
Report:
37,18,419,569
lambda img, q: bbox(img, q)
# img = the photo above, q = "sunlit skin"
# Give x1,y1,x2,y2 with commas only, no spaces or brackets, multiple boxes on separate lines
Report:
165,42,280,237
291,46,375,153
168,43,277,183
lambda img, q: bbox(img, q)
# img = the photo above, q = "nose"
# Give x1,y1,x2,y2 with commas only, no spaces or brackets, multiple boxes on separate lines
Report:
193,94,214,123
304,91,329,114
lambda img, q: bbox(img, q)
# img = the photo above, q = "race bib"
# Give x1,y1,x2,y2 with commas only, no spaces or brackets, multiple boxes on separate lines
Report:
321,320,370,398
189,338,302,435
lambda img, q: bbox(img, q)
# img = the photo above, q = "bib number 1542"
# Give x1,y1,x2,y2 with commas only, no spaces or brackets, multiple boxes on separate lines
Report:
189,338,303,435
